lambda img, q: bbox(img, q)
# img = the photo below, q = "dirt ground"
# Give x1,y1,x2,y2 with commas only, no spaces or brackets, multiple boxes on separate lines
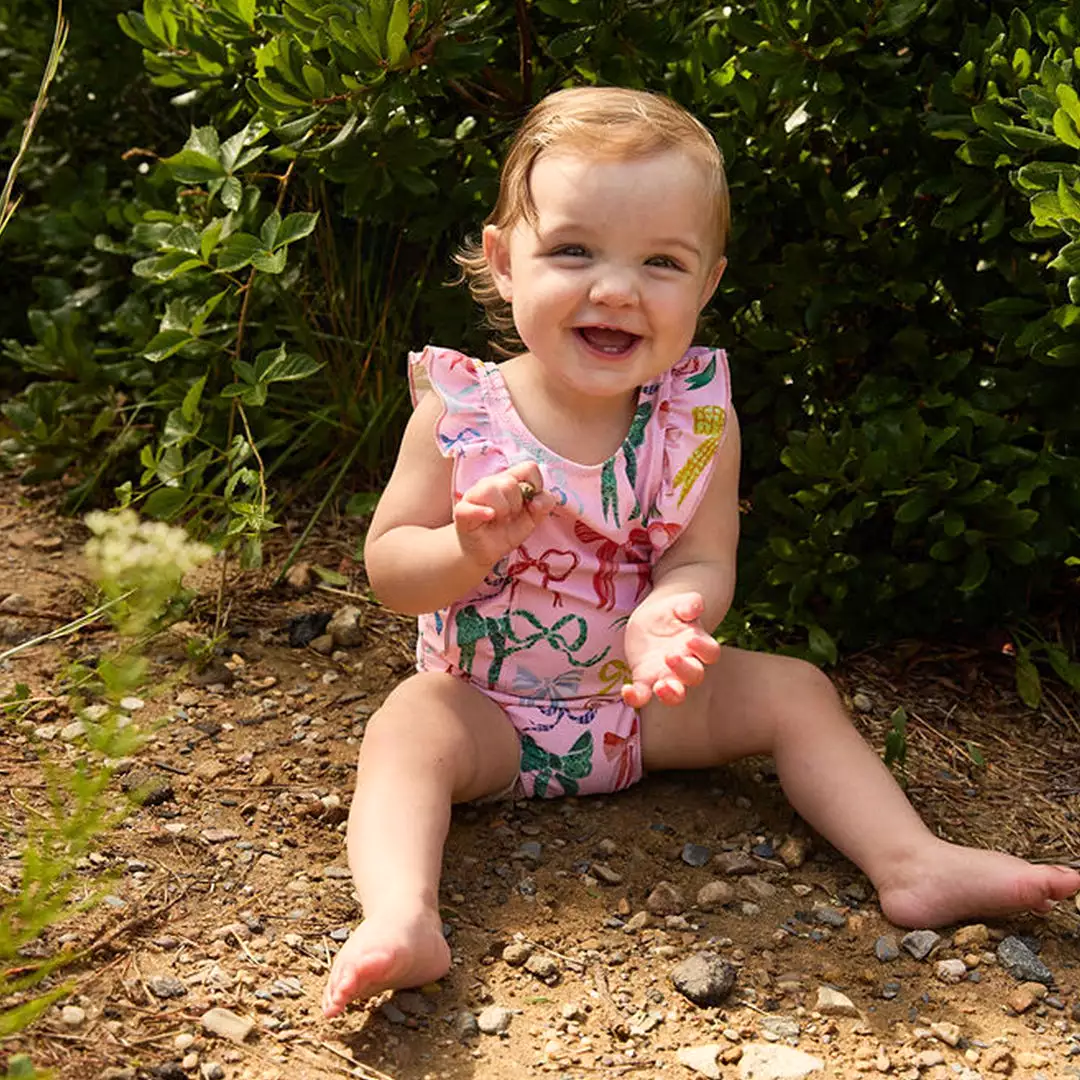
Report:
2,474,1080,1080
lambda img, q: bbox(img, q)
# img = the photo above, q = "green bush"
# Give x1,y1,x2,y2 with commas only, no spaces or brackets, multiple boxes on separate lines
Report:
2,0,1078,656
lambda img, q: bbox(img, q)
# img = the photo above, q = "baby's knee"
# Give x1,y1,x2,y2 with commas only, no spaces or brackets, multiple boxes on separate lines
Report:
774,655,842,715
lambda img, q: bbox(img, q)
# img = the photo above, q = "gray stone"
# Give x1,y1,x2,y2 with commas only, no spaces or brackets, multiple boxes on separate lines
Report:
696,880,734,910
812,904,847,928
0,593,31,613
676,1044,723,1079
379,1002,406,1024
713,850,759,875
200,1066,224,1080
524,952,560,981
760,1016,800,1040
671,952,737,1007
590,861,623,885
515,840,543,864
146,974,187,999
60,1005,86,1027
646,880,686,915
327,605,364,647
814,986,859,1017
451,1010,479,1041
682,842,712,867
477,1005,513,1035
200,1007,255,1043
901,929,941,960
738,1043,825,1079
874,934,900,962
502,941,533,966
997,935,1054,985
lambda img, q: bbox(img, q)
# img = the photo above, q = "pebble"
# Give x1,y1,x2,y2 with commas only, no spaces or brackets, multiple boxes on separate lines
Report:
852,692,873,712
953,923,989,949
737,1042,824,1078
524,952,559,981
147,975,187,999
697,880,734,910
760,1016,801,1041
997,935,1054,985
476,1005,513,1035
199,1065,224,1080
327,605,364,647
930,1020,961,1047
812,904,847,928
60,1004,86,1027
671,952,737,1007
676,1044,723,1079
646,880,686,915
901,929,941,960
200,1007,255,1044
814,986,859,1017
682,842,712,867
777,835,809,869
590,861,623,885
450,1010,479,1041
874,934,900,962
713,851,759,875
935,958,968,983
0,593,31,613
502,942,533,966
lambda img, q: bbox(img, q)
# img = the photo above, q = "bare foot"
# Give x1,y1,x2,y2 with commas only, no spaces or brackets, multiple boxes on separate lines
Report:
875,839,1080,929
322,907,451,1018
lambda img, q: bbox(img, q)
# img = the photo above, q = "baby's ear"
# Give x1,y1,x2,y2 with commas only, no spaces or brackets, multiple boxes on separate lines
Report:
699,256,727,311
483,225,514,302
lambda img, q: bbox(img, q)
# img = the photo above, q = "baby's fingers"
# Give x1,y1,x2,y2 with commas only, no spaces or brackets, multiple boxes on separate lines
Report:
453,498,497,532
666,652,706,688
621,679,653,709
686,633,722,665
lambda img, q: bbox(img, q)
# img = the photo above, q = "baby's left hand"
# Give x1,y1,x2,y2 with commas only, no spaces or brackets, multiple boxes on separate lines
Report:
622,591,721,708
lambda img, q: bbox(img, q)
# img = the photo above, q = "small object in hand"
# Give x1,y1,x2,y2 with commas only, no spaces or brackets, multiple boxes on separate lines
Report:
518,481,537,503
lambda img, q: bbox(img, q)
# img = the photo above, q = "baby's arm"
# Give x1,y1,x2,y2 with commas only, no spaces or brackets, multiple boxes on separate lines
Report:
622,409,741,707
364,393,555,614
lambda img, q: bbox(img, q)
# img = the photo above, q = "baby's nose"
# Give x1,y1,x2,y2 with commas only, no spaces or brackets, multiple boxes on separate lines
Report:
588,268,638,307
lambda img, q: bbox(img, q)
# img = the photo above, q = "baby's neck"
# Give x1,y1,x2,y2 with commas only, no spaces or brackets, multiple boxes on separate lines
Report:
501,356,638,466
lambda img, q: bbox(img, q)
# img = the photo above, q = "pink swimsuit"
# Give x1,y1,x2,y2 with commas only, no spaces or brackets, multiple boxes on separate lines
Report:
409,345,731,798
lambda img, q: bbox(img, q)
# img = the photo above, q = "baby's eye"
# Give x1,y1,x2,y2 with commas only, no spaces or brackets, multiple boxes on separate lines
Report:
550,244,589,259
646,255,684,271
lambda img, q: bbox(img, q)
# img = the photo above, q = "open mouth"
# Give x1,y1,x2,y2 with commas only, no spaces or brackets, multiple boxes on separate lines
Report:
575,326,642,356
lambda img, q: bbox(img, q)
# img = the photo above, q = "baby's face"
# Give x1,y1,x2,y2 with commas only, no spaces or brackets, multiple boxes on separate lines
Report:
484,148,725,403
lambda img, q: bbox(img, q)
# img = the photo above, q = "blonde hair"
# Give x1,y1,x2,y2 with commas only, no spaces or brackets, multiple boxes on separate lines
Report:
455,86,730,341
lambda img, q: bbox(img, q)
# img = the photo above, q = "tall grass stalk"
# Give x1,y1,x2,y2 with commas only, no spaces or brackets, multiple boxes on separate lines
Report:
0,1,68,241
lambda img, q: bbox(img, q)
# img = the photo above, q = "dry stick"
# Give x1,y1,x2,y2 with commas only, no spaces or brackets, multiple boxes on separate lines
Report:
0,591,134,664
73,885,190,964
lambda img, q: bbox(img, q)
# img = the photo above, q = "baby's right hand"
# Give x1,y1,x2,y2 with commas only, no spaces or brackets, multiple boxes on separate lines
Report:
454,461,556,569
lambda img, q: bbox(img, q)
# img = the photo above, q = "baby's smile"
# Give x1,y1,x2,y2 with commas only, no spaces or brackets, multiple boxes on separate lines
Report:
575,325,642,355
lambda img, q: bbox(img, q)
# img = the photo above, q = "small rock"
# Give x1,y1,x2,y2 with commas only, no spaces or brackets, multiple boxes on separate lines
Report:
874,935,900,962
739,876,778,902
327,605,364,647
953,923,989,949
590,861,623,885
997,935,1054,985
713,851,759,875
477,1005,513,1035
930,1020,961,1047
851,692,873,713
738,1042,824,1078
647,881,686,915
451,1010,479,1041
524,952,559,981
284,562,314,593
812,904,847,928
379,1002,407,1024
935,958,968,984
676,1044,723,1079
624,910,651,932
502,942,533,966
982,1047,1013,1074
200,1007,255,1044
901,929,940,960
760,1016,800,1040
671,952,737,1007
200,1065,224,1080
0,593,31,613
60,1004,86,1027
1007,981,1048,1014
777,835,809,869
915,1049,945,1068
309,634,335,655
682,842,712,867
147,974,187,999
696,880,734,910
814,986,859,1017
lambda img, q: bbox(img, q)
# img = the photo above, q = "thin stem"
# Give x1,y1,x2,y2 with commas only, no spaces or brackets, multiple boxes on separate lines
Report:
0,591,135,665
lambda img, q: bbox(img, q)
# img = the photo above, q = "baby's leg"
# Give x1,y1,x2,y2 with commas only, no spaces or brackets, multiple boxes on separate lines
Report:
641,647,1080,927
322,673,519,1018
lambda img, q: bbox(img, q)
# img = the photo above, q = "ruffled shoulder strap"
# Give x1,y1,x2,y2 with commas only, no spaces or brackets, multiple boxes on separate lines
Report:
408,345,493,459
653,347,733,528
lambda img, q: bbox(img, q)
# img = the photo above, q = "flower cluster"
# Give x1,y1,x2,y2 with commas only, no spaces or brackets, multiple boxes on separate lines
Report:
84,510,213,632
